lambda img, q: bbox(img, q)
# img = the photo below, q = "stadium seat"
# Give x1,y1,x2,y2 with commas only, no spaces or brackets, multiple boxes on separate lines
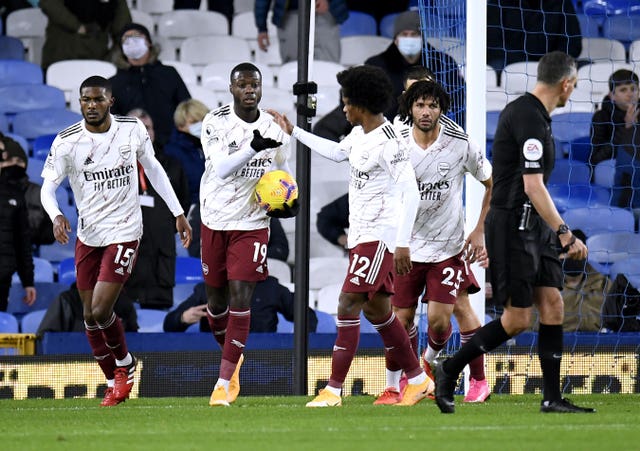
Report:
179,36,251,73
548,184,612,213
20,309,46,333
38,231,77,264
276,312,293,333
157,10,229,49
548,160,591,185
551,86,597,116
316,282,340,315
267,258,291,284
359,312,376,334
57,257,76,286
46,60,117,106
32,133,57,160
276,61,344,92
25,157,44,182
234,0,254,14
12,109,82,141
566,136,593,163
6,7,46,39
130,9,155,34
339,35,391,67
314,310,336,333
309,257,349,291
258,87,295,114
11,257,54,284
19,36,45,66
163,60,198,86
501,61,539,95
551,112,593,148
576,14,602,39
562,206,635,236
136,0,173,16
602,16,640,46
0,114,8,133
0,84,66,115
486,110,501,141
186,84,221,110
629,40,640,64
0,311,19,333
587,231,640,275
609,257,640,289
579,37,626,63
593,159,616,187
137,308,168,333
583,0,640,16
0,36,25,60
7,281,65,318
4,133,29,154
172,282,198,307
339,11,377,37
379,13,401,39
175,256,204,283
577,62,632,105
0,60,42,86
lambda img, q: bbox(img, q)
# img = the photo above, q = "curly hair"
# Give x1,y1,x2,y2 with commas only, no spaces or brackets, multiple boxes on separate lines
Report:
397,80,450,125
336,65,393,114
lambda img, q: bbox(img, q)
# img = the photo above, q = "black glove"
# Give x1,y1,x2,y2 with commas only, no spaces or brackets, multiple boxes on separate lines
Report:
267,198,300,218
251,130,282,152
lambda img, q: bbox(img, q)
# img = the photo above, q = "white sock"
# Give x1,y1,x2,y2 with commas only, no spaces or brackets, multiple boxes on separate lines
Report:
215,378,230,392
324,385,341,397
106,379,114,388
385,369,402,390
408,372,427,386
115,353,132,367
424,346,440,366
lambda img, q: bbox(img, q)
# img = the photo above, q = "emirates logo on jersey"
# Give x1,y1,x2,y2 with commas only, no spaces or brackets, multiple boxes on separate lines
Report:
119,145,131,160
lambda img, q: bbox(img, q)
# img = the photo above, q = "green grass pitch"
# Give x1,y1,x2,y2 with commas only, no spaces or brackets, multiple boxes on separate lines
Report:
0,394,636,450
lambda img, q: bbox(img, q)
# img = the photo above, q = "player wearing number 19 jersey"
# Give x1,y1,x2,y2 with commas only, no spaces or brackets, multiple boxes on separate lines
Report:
201,63,292,407
375,80,493,405
270,65,430,407
40,76,192,406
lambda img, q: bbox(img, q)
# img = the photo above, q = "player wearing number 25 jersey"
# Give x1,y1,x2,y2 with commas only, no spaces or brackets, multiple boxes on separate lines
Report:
40,76,191,407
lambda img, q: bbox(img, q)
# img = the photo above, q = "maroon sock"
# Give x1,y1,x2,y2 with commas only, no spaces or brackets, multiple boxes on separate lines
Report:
427,322,453,352
374,312,421,379
386,322,418,371
327,315,360,388
408,323,418,357
461,327,485,381
85,323,116,380
206,306,228,349
220,309,250,380
98,313,128,361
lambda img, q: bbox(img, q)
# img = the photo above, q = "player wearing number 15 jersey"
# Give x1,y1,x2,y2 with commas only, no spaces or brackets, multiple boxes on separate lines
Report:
200,63,292,407
270,65,430,407
375,80,493,405
40,76,192,406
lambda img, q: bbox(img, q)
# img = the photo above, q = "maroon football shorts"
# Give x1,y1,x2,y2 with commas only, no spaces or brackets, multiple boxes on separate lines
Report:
392,251,480,308
75,239,139,290
341,241,394,300
200,225,269,287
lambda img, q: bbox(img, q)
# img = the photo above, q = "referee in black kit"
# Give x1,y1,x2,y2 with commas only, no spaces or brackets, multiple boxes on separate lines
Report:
434,51,594,414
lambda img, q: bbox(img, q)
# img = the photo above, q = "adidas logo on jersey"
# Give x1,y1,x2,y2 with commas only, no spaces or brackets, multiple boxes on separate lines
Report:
349,276,360,286
114,267,124,275
84,156,94,165
228,141,239,153
256,265,264,273
449,288,457,297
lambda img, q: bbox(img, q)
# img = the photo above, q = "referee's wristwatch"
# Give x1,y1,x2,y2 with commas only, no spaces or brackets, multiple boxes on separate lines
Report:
556,224,570,236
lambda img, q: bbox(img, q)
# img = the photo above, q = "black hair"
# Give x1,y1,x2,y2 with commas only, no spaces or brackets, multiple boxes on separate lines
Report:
230,62,261,82
402,66,435,87
537,51,577,85
336,65,393,114
398,80,450,124
608,69,639,93
79,76,112,94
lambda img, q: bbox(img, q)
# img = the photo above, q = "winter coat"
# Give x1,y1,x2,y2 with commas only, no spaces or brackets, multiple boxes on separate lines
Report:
254,0,348,32
562,264,611,332
163,129,205,205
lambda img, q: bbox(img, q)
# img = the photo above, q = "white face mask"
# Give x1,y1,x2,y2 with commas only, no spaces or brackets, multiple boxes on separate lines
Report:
397,36,422,57
122,36,149,60
188,121,202,138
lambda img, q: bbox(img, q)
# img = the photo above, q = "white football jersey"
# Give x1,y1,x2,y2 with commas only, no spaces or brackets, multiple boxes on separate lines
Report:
42,115,153,247
407,116,492,262
200,104,290,230
340,121,416,251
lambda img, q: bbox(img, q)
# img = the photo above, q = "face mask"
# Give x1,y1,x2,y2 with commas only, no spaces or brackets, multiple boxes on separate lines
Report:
188,121,202,138
0,165,27,183
122,37,149,60
397,36,422,57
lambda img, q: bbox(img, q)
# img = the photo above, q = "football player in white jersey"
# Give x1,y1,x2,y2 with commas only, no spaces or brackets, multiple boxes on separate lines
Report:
270,65,431,407
375,80,493,405
40,76,192,406
201,63,294,407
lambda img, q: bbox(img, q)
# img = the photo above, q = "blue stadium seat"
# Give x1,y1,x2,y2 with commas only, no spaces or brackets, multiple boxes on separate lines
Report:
38,231,76,264
551,112,593,155
0,311,19,333
11,256,54,284
340,11,377,37
609,257,640,289
593,159,615,187
562,206,635,236
20,309,46,333
486,110,500,141
173,282,198,307
0,84,66,115
0,36,25,60
583,0,640,16
32,133,57,160
314,310,336,333
0,59,43,85
276,312,293,333
602,15,640,45
567,136,593,163
0,114,8,133
4,132,28,154
12,108,82,141
26,157,44,183
548,184,611,213
137,308,168,333
57,257,76,286
587,231,640,275
175,256,203,283
577,13,602,38
548,159,592,185
379,13,401,38
7,281,65,319
359,312,376,334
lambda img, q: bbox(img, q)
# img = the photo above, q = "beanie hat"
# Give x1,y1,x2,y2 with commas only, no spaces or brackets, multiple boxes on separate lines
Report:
0,134,28,169
393,10,421,37
119,22,152,46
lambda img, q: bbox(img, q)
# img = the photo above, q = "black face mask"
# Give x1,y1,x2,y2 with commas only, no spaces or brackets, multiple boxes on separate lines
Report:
0,165,27,184
562,258,587,276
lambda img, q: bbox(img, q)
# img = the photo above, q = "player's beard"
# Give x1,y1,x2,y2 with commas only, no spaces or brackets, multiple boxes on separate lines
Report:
85,111,109,127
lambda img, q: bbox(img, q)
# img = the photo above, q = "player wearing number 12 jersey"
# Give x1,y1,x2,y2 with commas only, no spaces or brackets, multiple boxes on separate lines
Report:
200,63,292,407
40,76,192,406
270,65,430,407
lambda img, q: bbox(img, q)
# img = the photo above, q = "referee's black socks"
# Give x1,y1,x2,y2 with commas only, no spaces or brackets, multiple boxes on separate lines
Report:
538,323,563,402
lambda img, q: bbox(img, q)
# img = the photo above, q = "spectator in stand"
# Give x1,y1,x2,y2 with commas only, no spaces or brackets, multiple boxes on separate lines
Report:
345,0,409,26
487,0,582,73
0,137,36,312
110,23,191,146
255,0,349,64
163,99,210,257
124,109,191,310
312,97,353,142
590,69,640,209
173,0,233,28
40,0,131,72
316,192,348,251
365,10,465,125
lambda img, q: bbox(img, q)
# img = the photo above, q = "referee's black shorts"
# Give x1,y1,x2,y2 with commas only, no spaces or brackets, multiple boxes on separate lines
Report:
485,208,563,308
